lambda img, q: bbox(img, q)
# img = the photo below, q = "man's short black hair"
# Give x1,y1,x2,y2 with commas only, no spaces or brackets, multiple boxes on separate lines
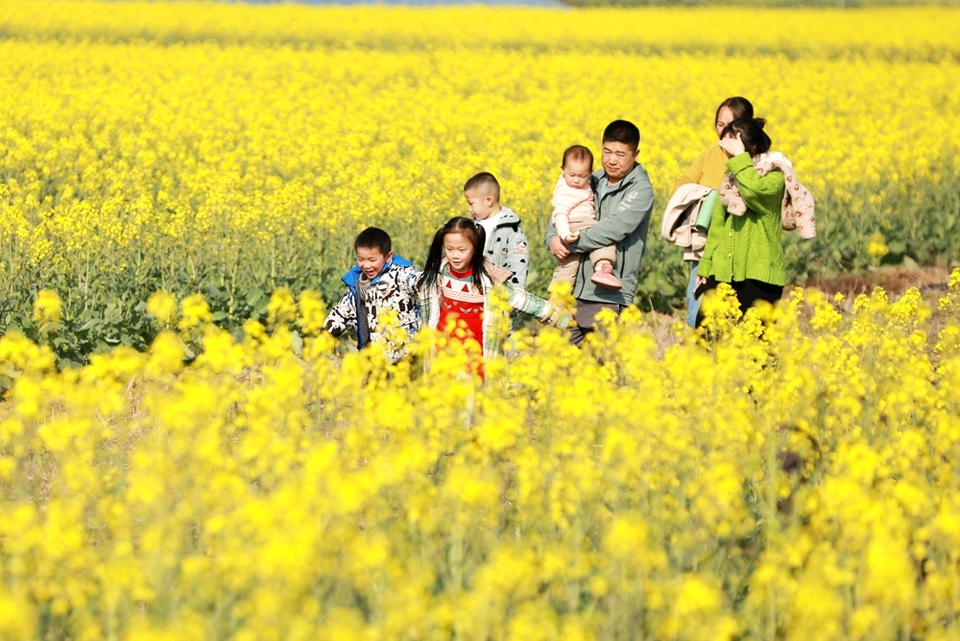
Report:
602,120,641,152
354,227,392,256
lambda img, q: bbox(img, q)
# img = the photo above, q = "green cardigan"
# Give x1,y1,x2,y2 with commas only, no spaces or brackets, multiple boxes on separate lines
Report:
698,153,786,287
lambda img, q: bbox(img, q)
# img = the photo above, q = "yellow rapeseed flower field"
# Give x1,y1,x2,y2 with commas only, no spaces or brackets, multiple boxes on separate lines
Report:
2,2,960,638
0,1,959,355
2,278,960,639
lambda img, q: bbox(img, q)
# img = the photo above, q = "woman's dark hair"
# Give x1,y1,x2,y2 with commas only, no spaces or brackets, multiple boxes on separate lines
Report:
721,118,772,156
417,216,491,295
716,96,754,126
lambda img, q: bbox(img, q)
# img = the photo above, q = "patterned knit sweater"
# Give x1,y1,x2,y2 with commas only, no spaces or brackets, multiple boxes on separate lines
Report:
438,266,485,347
419,259,570,359
698,153,786,287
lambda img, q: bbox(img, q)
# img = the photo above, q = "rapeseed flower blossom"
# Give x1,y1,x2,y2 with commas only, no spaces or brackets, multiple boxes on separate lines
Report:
178,293,213,334
146,290,178,328
3,277,959,638
32,289,62,325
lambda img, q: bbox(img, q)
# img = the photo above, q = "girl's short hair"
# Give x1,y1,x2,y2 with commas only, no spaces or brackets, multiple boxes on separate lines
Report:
716,96,754,126
562,145,593,168
721,118,772,157
417,217,491,294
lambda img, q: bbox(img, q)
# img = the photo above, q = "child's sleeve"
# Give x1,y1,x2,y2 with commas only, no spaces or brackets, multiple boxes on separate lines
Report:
418,282,439,331
399,266,424,324
323,291,357,338
399,265,422,297
504,283,571,329
503,225,529,289
551,181,574,223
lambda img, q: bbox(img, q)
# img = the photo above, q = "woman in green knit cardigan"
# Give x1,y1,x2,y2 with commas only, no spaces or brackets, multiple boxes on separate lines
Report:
694,118,785,327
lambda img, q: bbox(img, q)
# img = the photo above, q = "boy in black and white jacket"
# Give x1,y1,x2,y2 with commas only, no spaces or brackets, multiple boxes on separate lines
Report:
323,227,421,362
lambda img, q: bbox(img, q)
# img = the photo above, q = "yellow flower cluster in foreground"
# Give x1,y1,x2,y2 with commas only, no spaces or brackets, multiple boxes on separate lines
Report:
2,274,960,639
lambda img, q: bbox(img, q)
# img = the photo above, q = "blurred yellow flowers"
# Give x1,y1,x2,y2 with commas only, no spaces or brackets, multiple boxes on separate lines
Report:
0,272,959,638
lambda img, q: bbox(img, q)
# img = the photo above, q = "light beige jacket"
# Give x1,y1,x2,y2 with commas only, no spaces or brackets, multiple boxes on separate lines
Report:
661,183,714,261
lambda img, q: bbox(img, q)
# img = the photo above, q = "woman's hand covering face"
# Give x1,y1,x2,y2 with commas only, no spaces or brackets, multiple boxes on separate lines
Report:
718,133,747,158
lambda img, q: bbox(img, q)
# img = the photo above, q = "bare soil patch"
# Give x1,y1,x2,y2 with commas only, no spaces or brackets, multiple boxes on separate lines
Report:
801,265,950,301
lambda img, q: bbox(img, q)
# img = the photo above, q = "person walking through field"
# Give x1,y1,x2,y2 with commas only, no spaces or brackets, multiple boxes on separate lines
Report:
545,119,655,346
463,172,530,289
668,97,755,327
323,227,421,363
694,118,787,325
418,216,570,379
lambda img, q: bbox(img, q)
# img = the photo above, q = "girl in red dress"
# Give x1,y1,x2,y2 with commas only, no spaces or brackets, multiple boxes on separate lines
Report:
417,217,570,379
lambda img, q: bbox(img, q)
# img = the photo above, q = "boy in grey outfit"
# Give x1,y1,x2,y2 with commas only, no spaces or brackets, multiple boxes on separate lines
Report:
463,172,529,289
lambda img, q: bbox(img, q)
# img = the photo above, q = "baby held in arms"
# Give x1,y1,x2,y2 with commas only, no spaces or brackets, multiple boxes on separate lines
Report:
549,145,621,291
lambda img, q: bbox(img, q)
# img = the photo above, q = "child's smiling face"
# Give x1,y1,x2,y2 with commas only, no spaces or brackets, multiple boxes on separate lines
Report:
355,246,391,279
443,232,475,273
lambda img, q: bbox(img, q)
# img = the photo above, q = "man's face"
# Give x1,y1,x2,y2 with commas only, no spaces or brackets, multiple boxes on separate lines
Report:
601,141,638,184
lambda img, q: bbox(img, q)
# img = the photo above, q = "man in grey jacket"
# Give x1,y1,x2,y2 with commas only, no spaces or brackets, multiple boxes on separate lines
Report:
546,120,654,346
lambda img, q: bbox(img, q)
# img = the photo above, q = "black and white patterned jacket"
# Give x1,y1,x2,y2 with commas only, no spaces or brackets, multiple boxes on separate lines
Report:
323,255,421,362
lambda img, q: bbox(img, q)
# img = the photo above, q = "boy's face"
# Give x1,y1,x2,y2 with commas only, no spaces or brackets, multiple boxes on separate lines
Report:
562,158,592,190
464,188,498,221
601,141,639,184
356,246,391,279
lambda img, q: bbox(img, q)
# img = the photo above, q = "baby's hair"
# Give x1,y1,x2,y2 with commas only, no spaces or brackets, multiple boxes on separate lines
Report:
716,96,754,125
562,145,593,168
721,118,772,156
602,120,640,152
463,172,501,202
354,227,391,256
417,217,491,295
